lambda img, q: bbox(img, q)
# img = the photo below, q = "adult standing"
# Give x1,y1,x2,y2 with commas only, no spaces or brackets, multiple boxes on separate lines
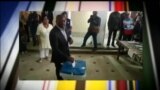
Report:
36,15,53,62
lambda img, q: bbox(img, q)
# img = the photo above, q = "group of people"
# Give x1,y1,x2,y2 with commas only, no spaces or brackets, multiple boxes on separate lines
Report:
19,11,73,80
19,11,54,54
107,11,143,47
19,11,143,80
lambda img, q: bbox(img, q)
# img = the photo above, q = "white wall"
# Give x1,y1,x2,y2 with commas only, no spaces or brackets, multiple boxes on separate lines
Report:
97,11,108,45
71,11,108,46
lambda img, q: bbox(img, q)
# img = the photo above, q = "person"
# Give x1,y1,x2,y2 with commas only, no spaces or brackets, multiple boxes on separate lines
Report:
133,12,143,42
81,11,101,51
107,11,121,47
41,11,54,25
122,12,135,41
49,15,74,80
36,15,53,62
19,20,28,54
21,11,30,42
28,11,40,46
118,12,128,40
61,11,73,45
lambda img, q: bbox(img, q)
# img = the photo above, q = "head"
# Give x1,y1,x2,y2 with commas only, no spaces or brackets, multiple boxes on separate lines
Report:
93,11,97,16
56,14,66,28
42,15,49,25
124,12,129,18
61,11,68,19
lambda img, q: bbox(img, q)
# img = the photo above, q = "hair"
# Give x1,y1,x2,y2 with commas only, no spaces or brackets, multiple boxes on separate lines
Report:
61,11,68,16
56,14,65,23
93,11,97,13
41,15,48,21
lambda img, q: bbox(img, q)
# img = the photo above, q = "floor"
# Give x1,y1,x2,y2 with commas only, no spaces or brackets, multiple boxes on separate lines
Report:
19,51,143,80
18,36,143,80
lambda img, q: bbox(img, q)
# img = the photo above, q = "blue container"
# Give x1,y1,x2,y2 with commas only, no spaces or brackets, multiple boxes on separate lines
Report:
60,60,86,75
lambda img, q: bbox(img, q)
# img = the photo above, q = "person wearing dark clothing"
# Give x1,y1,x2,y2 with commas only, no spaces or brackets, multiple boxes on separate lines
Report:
133,12,143,42
122,12,135,41
19,21,27,54
28,11,39,46
107,11,121,47
49,15,74,80
25,22,30,42
118,12,128,40
81,11,101,51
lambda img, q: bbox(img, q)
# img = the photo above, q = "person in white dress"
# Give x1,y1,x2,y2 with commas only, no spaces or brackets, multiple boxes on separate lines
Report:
36,15,53,62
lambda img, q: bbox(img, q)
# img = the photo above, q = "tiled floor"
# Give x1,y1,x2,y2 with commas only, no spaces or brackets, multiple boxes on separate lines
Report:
19,51,143,80
19,36,143,80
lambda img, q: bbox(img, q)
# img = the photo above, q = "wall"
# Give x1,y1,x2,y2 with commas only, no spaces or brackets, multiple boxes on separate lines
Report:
71,11,108,46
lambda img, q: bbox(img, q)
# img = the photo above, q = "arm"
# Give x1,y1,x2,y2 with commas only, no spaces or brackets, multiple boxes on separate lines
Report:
68,36,73,45
88,15,93,23
98,17,101,27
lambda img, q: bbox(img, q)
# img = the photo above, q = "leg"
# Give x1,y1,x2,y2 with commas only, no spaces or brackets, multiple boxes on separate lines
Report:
123,34,127,41
111,30,118,47
117,44,122,60
39,48,45,62
25,25,30,42
128,35,132,41
107,30,113,46
45,48,50,60
81,32,91,47
118,30,123,40
54,63,63,80
92,32,97,49
33,35,36,46
21,43,25,53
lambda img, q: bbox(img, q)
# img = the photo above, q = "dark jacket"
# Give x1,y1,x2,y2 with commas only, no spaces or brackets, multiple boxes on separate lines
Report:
49,26,71,63
88,15,101,33
28,12,39,34
88,15,101,27
108,11,121,31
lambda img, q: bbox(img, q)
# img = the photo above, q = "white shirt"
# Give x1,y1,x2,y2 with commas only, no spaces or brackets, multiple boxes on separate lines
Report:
36,23,53,49
56,25,67,41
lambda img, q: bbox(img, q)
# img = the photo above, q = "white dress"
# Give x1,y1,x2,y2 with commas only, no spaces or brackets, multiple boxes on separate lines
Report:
36,23,53,49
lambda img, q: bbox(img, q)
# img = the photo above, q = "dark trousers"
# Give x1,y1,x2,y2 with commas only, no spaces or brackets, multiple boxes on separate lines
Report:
107,30,117,46
54,62,63,80
118,29,123,40
123,35,132,41
82,31,97,49
19,34,27,53
24,25,30,42
30,27,37,46
32,35,37,46
19,42,27,53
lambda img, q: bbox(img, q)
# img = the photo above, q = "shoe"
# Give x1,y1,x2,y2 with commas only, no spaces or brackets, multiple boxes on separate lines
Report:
38,59,42,63
57,76,63,80
92,48,97,51
45,57,49,61
106,44,110,48
112,44,115,47
81,45,85,47
107,44,110,47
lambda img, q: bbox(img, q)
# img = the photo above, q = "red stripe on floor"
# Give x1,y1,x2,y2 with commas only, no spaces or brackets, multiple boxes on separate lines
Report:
42,80,46,90
116,80,127,90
